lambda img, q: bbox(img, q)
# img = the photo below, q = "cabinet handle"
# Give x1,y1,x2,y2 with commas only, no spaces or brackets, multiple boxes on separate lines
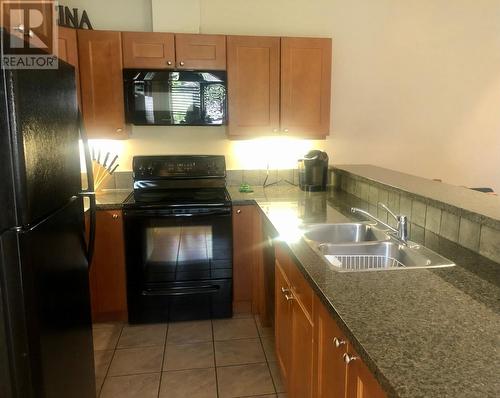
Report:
112,214,119,220
283,128,289,133
179,61,185,66
116,128,123,133
285,293,294,301
236,209,241,214
333,337,346,348
272,128,278,133
343,353,358,364
167,60,172,66
281,286,291,295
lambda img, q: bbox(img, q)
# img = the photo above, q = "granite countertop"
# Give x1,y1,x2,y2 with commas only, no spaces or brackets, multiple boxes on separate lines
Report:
334,164,500,224
83,189,132,212
85,184,500,396
251,186,500,398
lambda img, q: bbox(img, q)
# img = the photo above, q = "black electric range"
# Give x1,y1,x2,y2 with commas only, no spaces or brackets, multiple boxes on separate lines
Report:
123,155,233,323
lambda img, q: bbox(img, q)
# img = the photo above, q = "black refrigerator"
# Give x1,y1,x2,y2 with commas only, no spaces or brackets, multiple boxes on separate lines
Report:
0,60,97,396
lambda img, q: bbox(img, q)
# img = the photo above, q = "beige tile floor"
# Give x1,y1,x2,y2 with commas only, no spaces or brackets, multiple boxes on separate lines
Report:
93,314,288,398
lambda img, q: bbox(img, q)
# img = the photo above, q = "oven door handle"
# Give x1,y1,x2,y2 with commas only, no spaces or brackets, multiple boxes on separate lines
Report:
141,285,221,296
126,209,231,218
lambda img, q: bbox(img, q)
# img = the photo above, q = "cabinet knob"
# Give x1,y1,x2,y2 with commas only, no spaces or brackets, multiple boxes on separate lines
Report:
272,128,278,133
283,128,289,133
112,214,119,220
179,61,185,66
236,209,241,214
333,337,346,348
285,293,294,301
343,353,358,364
116,128,123,133
167,60,172,66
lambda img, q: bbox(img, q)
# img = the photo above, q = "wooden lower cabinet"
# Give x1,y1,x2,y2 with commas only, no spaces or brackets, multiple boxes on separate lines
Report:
275,247,386,398
275,246,314,398
314,295,348,398
88,210,127,322
232,205,265,314
289,294,314,398
346,346,386,398
275,260,292,381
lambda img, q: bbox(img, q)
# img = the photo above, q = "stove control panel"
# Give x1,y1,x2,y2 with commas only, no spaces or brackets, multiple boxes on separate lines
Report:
133,155,226,179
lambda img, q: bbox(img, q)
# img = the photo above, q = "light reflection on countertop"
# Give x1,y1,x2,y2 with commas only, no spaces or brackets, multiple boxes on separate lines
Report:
257,193,351,244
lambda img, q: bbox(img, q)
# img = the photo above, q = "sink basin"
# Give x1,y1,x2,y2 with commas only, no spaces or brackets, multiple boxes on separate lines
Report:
303,223,390,245
316,241,456,272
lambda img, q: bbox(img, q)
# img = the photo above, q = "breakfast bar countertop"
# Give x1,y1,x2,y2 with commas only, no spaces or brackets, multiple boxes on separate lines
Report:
231,185,500,398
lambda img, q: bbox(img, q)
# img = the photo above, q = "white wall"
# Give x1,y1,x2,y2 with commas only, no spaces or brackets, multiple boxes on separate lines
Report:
68,0,500,190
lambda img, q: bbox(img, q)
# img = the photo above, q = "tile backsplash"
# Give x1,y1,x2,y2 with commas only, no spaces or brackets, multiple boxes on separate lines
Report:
85,169,301,190
333,168,500,264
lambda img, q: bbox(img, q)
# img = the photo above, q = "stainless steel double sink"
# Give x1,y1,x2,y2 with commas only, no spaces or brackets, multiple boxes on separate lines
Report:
302,223,456,272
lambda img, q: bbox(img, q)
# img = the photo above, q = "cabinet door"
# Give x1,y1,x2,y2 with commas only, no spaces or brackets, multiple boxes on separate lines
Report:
122,32,175,69
281,37,331,138
275,261,292,381
89,210,127,322
232,205,254,313
77,29,127,139
289,297,314,398
58,26,81,106
315,297,348,398
227,36,280,137
346,347,386,398
175,33,226,70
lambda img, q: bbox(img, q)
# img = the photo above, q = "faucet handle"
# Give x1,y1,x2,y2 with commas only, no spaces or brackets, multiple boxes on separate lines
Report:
377,202,399,222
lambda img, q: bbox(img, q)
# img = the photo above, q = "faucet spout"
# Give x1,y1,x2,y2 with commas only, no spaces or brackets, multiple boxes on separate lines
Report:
351,204,409,244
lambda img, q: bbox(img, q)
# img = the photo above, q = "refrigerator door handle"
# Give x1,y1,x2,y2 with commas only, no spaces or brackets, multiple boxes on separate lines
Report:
78,112,96,269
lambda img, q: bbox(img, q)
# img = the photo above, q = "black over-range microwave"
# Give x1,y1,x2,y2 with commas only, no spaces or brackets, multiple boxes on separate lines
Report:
123,70,227,126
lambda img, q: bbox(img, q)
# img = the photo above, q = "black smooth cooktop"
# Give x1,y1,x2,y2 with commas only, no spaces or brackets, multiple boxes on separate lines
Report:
124,188,232,208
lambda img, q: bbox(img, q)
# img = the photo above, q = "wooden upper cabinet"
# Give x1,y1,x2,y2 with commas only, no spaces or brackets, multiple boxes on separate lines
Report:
281,37,332,138
122,32,175,69
175,33,226,70
77,29,127,139
58,26,81,106
227,36,280,137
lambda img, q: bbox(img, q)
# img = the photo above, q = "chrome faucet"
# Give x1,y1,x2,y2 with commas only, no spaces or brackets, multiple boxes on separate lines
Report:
351,203,408,244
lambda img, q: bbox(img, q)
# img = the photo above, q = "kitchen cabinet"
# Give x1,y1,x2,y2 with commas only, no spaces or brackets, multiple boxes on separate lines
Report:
346,346,386,398
275,245,386,398
275,258,292,381
275,244,315,397
232,205,265,314
77,29,127,139
281,37,331,138
227,36,332,139
88,210,127,322
58,26,81,106
227,36,280,137
314,295,348,398
122,32,175,69
175,33,226,70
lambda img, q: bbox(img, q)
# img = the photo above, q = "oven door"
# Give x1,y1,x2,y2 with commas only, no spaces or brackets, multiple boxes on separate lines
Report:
123,206,233,323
